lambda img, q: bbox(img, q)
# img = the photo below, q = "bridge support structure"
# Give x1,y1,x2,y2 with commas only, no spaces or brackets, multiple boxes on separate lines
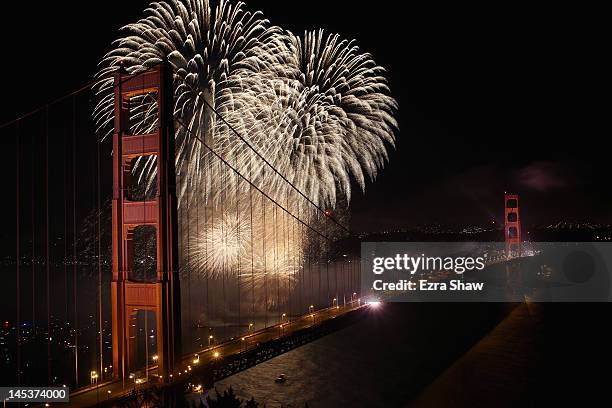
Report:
111,63,181,383
504,193,521,257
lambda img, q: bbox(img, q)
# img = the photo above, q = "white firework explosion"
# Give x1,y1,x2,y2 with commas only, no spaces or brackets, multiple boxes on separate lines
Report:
94,0,398,293
184,200,303,280
183,199,304,308
94,0,397,211
221,29,398,208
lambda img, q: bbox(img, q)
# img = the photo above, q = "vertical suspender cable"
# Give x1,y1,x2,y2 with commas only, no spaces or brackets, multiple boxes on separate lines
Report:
64,116,68,332
31,118,36,337
274,205,279,324
90,98,99,397
204,155,209,332
196,174,201,329
235,151,241,333
296,195,302,313
249,158,254,324
209,156,215,330
221,162,227,338
97,113,103,382
45,105,51,385
262,166,267,328
285,190,290,321
325,218,330,306
16,121,21,387
291,199,296,318
72,95,79,387
186,145,191,332
317,235,321,309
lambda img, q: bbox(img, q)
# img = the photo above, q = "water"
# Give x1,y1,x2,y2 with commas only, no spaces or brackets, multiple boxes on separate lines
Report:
205,303,512,407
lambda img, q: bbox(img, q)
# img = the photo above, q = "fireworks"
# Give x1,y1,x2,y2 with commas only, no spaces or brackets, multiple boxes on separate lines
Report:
94,0,397,211
222,29,398,208
94,0,397,297
182,199,304,308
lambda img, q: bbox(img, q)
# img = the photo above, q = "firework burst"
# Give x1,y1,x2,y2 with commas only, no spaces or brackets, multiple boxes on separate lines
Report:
94,0,397,211
95,0,397,299
220,29,398,208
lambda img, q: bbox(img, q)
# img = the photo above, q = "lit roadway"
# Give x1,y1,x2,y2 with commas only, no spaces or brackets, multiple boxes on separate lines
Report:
65,301,364,407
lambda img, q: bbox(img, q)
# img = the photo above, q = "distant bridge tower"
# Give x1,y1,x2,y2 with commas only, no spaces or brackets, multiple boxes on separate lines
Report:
504,193,521,256
111,63,181,383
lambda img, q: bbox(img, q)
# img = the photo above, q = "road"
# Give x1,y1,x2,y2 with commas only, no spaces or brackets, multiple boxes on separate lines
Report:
65,301,364,407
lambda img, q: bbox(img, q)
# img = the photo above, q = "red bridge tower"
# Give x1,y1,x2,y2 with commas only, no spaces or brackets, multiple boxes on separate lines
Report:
504,193,521,256
111,63,181,383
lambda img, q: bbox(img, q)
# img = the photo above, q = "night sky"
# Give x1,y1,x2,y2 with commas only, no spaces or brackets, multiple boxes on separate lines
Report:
0,1,607,231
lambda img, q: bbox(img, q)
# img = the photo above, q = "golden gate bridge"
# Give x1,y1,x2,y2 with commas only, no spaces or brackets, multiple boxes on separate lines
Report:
0,61,363,406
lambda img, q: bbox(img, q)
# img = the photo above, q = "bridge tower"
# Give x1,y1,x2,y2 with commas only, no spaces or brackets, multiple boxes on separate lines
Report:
111,63,181,383
504,193,521,257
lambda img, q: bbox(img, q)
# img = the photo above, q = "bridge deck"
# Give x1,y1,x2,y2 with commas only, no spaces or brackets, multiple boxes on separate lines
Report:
66,302,363,407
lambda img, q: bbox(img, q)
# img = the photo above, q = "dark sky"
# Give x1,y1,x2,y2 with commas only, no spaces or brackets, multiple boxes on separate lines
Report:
0,1,607,231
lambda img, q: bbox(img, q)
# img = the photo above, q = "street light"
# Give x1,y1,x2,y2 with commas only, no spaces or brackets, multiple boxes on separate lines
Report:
192,354,200,365
208,335,214,346
248,323,254,332
90,370,98,385
213,351,220,359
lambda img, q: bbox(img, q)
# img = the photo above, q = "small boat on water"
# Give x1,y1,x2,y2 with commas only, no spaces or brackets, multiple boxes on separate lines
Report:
274,374,286,383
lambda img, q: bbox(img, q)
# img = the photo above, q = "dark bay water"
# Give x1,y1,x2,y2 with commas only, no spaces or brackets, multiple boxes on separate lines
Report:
204,303,514,408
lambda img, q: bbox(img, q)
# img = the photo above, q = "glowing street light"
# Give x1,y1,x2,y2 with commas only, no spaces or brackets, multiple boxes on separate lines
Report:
208,335,214,346
192,354,200,365
248,323,254,332
152,354,159,363
213,351,220,359
90,371,99,385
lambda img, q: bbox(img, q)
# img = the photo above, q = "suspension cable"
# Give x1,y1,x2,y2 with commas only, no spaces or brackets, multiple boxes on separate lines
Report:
15,121,21,387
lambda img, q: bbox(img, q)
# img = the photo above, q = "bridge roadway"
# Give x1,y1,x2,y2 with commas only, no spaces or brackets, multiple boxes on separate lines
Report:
65,301,363,407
